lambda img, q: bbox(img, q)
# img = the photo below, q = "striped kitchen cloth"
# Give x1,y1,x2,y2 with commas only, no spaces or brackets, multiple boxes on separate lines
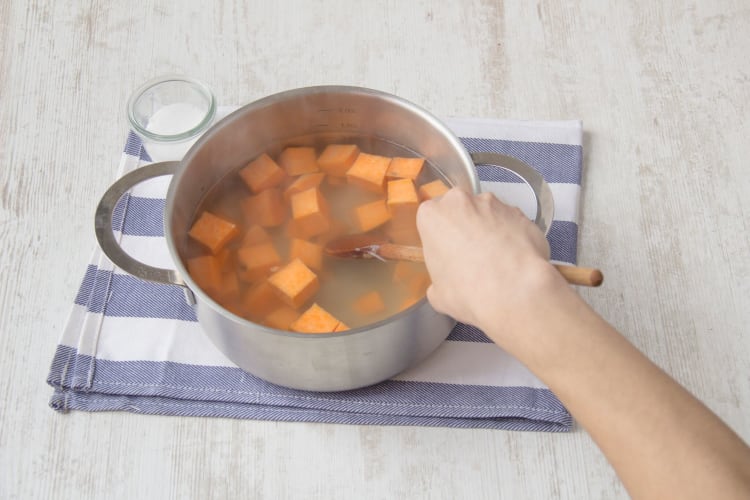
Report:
47,109,582,431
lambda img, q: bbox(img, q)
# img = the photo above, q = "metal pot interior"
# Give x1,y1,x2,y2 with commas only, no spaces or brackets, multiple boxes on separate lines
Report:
164,86,478,318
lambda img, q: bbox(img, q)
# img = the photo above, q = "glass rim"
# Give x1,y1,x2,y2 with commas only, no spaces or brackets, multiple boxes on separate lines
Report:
126,75,217,143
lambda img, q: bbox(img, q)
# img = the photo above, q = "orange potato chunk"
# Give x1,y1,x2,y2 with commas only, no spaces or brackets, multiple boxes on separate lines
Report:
387,157,424,180
352,291,386,316
290,187,330,238
398,294,422,311
333,321,350,332
387,178,419,219
263,306,301,330
313,218,349,246
186,255,223,294
238,153,286,193
187,256,240,302
216,272,241,302
418,179,450,201
278,147,320,176
318,144,360,177
187,211,240,254
240,188,287,228
354,199,391,232
215,248,234,272
327,175,347,187
386,223,421,246
393,261,421,284
236,241,282,282
242,280,284,320
346,152,391,193
268,258,320,308
283,172,326,201
242,224,272,246
406,271,431,296
393,262,430,297
289,238,324,271
283,219,307,240
290,303,343,333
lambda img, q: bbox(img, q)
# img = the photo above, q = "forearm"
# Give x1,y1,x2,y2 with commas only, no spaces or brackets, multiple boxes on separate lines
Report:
482,270,750,499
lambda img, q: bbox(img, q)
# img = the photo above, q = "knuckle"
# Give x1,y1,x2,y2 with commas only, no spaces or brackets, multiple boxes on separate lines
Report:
444,187,471,207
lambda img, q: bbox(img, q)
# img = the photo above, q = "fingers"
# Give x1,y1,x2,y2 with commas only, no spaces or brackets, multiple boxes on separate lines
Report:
417,188,469,231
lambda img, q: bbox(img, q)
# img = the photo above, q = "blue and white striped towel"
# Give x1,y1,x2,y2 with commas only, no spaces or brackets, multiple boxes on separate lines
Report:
47,108,582,431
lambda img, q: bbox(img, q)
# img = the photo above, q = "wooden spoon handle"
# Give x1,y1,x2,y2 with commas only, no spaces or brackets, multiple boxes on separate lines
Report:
378,243,425,262
553,264,603,287
377,244,603,287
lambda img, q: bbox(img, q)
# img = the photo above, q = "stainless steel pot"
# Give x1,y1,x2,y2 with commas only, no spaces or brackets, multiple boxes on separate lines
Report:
95,86,554,391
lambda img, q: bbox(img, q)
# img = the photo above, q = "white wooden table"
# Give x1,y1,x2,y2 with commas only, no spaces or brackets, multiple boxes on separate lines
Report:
2,1,748,498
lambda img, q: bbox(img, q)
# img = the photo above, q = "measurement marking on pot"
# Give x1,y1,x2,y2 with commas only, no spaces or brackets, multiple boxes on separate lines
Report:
318,107,356,114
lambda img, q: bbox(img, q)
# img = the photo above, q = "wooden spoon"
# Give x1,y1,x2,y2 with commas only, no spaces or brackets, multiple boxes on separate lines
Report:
325,234,604,287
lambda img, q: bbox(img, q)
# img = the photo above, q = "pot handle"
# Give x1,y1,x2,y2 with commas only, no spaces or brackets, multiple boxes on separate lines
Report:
470,152,555,236
94,161,185,287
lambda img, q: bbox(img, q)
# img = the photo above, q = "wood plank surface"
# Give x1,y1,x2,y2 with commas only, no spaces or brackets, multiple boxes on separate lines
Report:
1,1,748,498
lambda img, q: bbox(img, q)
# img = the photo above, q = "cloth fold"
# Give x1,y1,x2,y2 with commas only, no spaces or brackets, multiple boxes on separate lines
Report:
47,108,582,431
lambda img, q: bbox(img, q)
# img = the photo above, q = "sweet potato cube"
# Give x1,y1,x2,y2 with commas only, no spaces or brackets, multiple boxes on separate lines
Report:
318,144,360,177
393,262,430,296
387,178,419,219
354,199,391,232
278,147,320,176
352,291,386,316
418,179,450,200
187,255,222,294
215,248,234,272
290,303,342,333
242,224,271,246
387,157,424,180
238,153,286,192
263,306,301,330
241,188,287,228
188,255,239,304
387,178,419,242
385,215,422,246
242,280,284,320
393,261,420,284
216,272,241,302
333,321,350,332
268,258,320,308
188,211,239,254
289,238,324,271
399,294,422,311
346,153,391,193
284,219,307,240
283,172,326,201
327,175,347,187
386,224,421,246
406,271,431,296
313,218,349,246
223,299,247,318
237,242,282,282
291,187,330,238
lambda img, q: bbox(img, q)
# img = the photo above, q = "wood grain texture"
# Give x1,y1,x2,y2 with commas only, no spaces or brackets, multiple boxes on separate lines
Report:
1,1,748,499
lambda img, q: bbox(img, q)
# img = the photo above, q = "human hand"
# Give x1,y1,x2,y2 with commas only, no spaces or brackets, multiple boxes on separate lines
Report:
416,188,562,340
